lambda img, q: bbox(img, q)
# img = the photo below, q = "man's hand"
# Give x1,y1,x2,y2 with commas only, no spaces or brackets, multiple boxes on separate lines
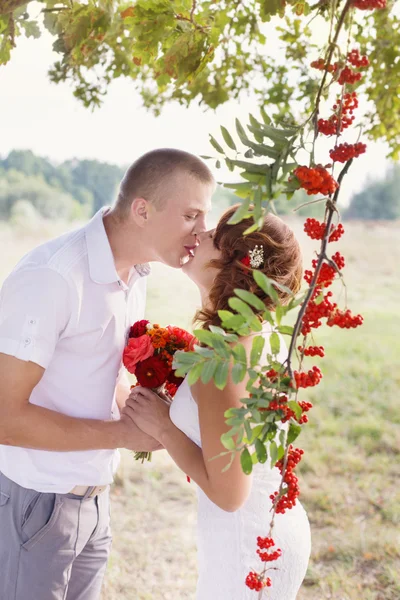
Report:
122,387,172,442
118,413,163,452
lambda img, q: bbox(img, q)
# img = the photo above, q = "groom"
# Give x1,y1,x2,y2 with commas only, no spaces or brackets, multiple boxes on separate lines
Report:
0,148,215,600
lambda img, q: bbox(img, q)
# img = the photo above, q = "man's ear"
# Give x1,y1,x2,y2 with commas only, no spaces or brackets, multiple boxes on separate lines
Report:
130,197,150,227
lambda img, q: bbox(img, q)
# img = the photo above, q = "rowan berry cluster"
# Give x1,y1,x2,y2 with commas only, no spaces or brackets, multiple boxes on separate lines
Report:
318,92,358,136
270,446,304,513
347,49,369,68
294,366,323,388
245,572,272,591
327,309,364,328
351,0,387,9
298,345,325,357
329,142,366,162
256,537,282,562
293,165,339,196
304,218,345,242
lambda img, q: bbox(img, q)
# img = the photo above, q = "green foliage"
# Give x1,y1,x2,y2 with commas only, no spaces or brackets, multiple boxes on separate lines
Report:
1,1,399,156
173,271,306,475
0,169,87,221
345,165,400,220
0,149,125,220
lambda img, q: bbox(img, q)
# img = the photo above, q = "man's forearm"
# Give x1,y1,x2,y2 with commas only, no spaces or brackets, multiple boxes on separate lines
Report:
1,403,148,452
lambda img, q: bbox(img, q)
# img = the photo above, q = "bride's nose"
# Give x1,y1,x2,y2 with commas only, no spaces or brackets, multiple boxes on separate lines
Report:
196,230,213,243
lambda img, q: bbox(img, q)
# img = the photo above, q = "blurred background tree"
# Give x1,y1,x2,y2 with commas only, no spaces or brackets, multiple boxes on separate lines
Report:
1,1,399,158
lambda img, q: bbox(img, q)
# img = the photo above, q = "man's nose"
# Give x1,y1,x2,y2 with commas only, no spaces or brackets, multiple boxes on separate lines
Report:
193,215,208,237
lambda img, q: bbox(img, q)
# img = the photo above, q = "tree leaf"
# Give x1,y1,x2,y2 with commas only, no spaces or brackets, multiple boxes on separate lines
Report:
234,288,266,311
214,361,229,389
255,438,268,463
269,332,281,355
287,422,302,445
227,196,251,224
232,362,247,384
240,447,253,475
187,361,204,385
209,135,224,154
221,126,237,151
269,440,278,467
250,335,265,367
253,270,279,302
201,359,218,384
228,297,255,319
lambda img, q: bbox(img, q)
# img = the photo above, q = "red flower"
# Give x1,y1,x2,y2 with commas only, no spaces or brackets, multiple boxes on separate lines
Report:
135,356,170,388
165,381,179,397
123,335,154,373
240,255,251,267
166,326,196,351
167,370,185,386
129,319,150,338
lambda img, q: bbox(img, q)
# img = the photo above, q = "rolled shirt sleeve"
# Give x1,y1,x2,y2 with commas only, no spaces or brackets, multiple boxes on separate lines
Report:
0,267,71,369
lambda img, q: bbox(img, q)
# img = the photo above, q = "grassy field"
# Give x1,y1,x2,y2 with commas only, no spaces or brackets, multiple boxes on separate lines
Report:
0,217,399,600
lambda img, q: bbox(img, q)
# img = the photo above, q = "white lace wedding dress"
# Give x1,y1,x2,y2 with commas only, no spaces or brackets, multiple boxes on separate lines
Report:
169,328,311,600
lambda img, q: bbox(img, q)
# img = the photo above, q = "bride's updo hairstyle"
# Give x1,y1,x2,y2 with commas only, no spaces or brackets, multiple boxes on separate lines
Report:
196,205,303,331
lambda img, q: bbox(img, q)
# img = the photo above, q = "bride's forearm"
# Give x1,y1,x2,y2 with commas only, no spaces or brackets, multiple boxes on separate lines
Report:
160,422,233,510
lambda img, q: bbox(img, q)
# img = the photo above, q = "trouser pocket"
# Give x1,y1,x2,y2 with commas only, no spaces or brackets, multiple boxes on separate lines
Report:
21,492,62,551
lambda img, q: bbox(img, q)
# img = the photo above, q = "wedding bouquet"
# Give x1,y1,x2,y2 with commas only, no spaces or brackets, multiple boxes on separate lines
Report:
123,319,195,461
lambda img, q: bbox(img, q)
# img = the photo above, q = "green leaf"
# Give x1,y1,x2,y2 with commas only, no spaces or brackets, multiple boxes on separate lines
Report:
218,310,234,321
249,316,263,332
240,447,253,475
227,197,251,224
287,400,302,421
209,135,224,154
269,332,281,355
260,106,272,124
222,315,247,331
221,452,235,473
232,342,247,364
277,325,294,335
269,440,278,467
212,338,231,360
253,270,279,303
214,361,229,390
263,310,275,326
250,335,265,367
221,126,237,151
201,359,218,384
221,427,239,450
193,329,216,346
255,438,268,463
287,422,302,444
234,289,266,311
228,297,255,319
244,419,253,442
193,345,215,358
187,362,204,385
232,362,247,384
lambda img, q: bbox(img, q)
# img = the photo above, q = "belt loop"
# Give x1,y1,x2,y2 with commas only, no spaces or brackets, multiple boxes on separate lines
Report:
83,486,96,500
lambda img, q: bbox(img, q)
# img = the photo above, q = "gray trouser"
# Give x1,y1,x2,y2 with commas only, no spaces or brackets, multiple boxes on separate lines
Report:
0,471,112,600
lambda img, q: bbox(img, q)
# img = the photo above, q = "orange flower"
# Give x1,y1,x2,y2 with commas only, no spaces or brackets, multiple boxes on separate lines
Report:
149,327,169,349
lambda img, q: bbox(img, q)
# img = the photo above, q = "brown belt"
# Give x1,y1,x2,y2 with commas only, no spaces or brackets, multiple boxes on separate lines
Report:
68,485,108,498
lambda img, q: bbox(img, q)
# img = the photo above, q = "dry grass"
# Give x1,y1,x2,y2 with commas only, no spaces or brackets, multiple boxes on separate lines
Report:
1,217,399,600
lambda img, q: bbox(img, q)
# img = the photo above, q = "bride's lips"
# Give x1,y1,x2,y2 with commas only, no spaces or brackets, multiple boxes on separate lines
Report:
184,245,197,258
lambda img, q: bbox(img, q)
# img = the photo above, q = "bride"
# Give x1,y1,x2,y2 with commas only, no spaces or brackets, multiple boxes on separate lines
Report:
124,206,311,599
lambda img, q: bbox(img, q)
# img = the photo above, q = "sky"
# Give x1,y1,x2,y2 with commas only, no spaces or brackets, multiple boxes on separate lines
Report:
0,3,394,207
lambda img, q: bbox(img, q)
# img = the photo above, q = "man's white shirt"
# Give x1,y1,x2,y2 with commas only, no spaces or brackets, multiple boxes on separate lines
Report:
0,208,148,492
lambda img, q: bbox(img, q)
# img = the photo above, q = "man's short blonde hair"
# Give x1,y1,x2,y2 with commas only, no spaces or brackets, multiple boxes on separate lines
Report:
115,148,215,215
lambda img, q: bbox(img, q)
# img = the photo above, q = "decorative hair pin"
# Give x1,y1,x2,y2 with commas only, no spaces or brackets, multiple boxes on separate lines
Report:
240,245,264,269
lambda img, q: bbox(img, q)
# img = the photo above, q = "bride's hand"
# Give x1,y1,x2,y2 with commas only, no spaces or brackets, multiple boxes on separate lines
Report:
122,387,172,441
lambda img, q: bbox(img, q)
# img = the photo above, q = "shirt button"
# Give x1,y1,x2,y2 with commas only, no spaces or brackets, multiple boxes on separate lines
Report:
24,338,31,346
29,319,36,325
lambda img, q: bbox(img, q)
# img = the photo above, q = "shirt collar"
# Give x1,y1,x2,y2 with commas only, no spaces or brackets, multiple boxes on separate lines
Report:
85,207,150,285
